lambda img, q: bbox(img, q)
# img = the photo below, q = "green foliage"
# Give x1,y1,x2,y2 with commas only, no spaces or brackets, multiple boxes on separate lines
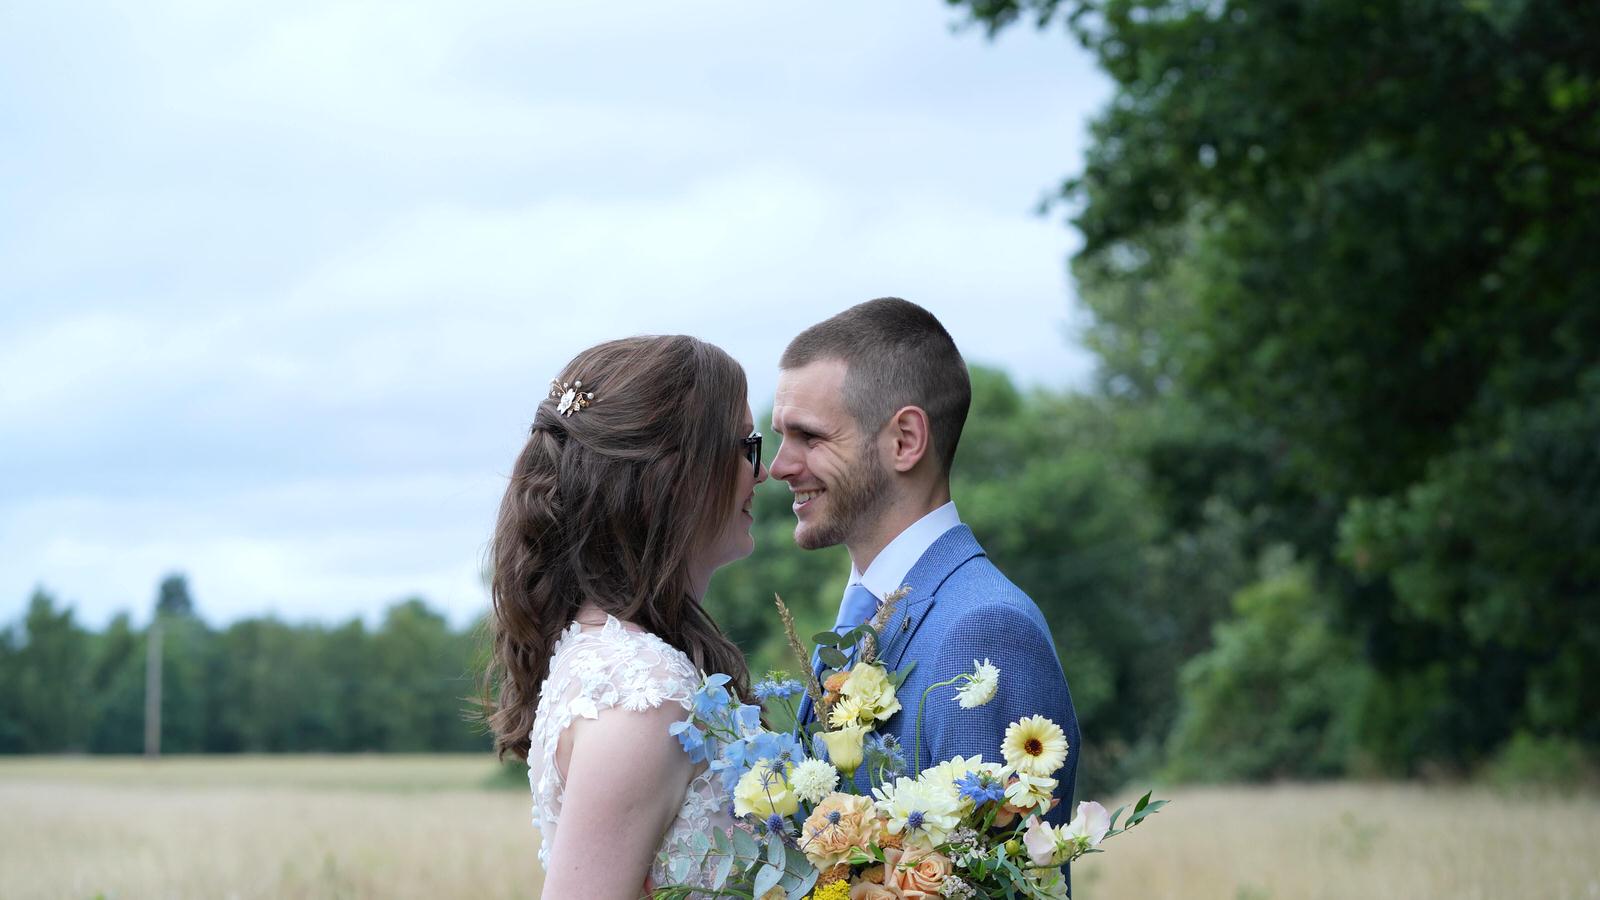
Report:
0,582,490,755
948,0,1600,779
1167,553,1369,781
0,589,92,752
1482,732,1597,792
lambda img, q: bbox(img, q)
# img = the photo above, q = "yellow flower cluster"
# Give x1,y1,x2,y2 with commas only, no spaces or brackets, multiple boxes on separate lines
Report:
808,880,851,900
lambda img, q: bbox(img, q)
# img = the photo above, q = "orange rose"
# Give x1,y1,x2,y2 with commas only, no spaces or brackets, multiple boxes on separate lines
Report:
858,864,886,884
882,847,952,900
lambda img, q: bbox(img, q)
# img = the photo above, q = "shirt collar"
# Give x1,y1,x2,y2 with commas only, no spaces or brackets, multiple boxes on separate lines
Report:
849,501,962,600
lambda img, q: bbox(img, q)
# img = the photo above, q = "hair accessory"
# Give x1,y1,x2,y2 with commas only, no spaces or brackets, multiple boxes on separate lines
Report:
549,379,595,416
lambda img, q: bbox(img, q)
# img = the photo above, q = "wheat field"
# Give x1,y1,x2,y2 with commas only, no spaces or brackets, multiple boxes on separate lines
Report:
2,756,1596,899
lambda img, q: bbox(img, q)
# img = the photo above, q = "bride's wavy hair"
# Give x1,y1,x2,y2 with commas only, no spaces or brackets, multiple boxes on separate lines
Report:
482,334,753,760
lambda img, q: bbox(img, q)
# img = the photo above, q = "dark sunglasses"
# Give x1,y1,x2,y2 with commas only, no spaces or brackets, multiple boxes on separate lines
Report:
740,430,763,476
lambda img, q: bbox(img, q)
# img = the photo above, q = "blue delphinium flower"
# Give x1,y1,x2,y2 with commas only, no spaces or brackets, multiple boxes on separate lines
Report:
668,719,708,764
712,729,805,794
692,673,733,720
733,702,763,734
955,770,1006,806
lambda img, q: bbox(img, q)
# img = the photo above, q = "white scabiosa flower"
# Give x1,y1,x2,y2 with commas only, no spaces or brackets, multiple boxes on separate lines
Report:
872,776,962,849
955,658,1000,708
790,757,840,804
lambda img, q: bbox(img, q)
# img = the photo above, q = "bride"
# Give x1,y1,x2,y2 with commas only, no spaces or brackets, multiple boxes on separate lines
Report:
482,335,767,898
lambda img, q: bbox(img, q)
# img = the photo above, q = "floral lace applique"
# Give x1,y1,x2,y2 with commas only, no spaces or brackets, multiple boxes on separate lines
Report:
527,616,731,888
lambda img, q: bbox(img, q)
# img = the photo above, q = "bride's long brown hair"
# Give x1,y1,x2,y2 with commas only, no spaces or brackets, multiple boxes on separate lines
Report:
483,335,753,760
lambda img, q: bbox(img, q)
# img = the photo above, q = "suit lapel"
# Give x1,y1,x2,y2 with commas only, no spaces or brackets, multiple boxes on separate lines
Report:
875,525,985,671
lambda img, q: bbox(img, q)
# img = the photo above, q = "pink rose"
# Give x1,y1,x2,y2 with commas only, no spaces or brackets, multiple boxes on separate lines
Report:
849,882,901,900
881,847,953,900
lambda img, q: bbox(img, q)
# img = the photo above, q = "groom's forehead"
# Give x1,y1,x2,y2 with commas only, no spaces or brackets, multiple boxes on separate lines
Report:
774,363,848,424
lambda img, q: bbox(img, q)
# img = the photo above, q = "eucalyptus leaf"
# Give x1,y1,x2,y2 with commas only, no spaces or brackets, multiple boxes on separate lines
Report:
819,647,848,669
788,864,820,900
812,631,843,647
752,862,782,897
731,826,757,861
712,849,734,889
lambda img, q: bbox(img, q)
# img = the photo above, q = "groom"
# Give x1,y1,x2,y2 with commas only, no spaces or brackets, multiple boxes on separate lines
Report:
772,298,1080,829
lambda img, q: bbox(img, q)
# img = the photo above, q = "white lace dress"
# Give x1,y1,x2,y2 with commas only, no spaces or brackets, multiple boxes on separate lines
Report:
528,615,732,891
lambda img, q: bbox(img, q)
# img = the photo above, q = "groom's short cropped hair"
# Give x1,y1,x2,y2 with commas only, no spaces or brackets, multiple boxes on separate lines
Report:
781,297,971,476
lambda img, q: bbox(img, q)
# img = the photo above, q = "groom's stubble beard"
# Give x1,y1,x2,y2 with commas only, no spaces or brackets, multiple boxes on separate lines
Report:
795,439,892,551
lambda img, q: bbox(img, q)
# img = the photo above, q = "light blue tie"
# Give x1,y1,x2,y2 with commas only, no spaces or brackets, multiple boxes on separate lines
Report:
803,584,880,727
812,583,879,678
835,582,881,635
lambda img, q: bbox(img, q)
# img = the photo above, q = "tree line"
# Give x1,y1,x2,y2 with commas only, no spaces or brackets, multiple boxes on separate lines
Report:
0,576,486,755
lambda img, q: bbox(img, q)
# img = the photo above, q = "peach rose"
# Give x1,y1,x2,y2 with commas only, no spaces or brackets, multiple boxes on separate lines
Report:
881,847,952,900
800,792,878,869
848,883,900,900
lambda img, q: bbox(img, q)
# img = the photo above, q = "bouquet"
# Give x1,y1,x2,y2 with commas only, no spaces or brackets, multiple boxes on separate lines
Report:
654,590,1164,899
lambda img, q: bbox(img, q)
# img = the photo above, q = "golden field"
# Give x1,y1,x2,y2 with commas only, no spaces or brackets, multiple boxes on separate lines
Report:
1,756,1596,899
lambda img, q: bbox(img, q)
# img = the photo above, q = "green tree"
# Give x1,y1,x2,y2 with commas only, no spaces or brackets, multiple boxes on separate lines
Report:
949,0,1600,772
87,613,146,753
1166,552,1369,781
1,589,93,751
368,598,483,752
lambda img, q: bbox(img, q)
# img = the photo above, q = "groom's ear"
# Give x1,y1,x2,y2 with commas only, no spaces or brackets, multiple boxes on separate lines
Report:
884,405,932,473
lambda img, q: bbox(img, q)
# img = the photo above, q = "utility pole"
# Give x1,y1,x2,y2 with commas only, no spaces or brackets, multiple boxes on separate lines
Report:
144,617,162,758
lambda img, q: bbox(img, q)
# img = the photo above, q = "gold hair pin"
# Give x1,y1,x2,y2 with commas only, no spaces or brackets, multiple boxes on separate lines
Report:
550,379,595,416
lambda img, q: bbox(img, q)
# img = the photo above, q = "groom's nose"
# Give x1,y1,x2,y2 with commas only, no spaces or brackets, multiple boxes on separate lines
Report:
768,437,802,482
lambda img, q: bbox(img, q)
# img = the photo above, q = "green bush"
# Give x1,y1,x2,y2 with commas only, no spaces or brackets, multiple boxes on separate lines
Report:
1483,732,1597,792
1165,552,1371,781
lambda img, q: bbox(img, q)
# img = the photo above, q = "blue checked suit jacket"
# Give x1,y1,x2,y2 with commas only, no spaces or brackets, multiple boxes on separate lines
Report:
799,525,1081,849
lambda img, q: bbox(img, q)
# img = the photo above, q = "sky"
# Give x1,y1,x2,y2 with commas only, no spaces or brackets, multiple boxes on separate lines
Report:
0,0,1111,629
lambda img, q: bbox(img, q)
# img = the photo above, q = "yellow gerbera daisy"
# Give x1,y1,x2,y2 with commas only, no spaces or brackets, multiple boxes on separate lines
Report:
1002,715,1070,777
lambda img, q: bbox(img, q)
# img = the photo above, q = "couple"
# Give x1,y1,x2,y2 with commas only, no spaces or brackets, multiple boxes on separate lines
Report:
484,298,1079,898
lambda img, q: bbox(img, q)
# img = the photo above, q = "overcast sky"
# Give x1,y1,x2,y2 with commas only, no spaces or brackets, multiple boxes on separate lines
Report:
0,0,1111,628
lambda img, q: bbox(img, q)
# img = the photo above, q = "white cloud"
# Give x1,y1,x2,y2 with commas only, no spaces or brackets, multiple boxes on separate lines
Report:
0,0,1110,626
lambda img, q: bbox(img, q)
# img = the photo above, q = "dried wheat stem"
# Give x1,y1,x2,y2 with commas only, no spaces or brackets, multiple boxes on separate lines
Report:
859,584,911,666
774,593,825,712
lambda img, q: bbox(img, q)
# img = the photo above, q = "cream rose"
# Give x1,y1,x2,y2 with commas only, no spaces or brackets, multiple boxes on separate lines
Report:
733,759,798,818
841,663,901,721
